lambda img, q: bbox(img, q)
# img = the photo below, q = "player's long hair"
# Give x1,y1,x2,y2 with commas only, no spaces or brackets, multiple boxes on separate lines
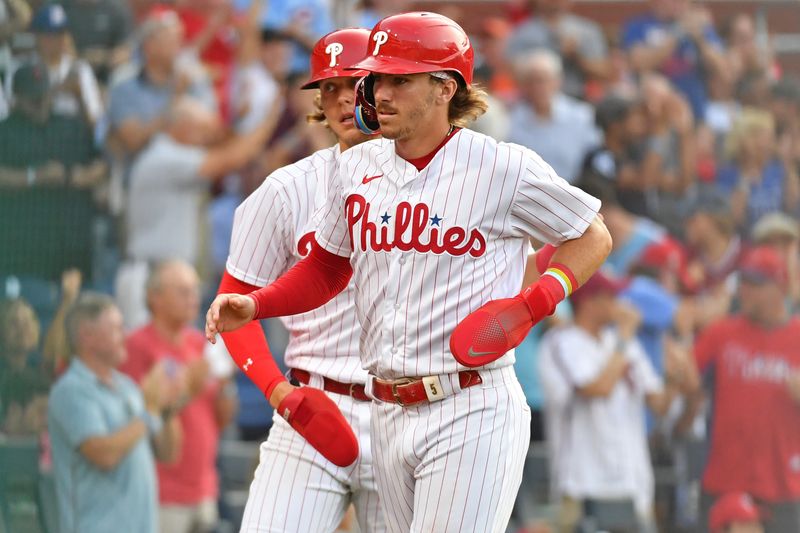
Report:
307,93,327,125
446,82,489,128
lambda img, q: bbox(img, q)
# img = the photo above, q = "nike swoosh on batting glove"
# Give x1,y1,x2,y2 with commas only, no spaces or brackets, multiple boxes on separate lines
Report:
277,387,359,467
449,281,559,367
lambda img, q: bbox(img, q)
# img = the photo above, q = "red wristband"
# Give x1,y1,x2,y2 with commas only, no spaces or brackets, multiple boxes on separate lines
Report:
520,263,578,322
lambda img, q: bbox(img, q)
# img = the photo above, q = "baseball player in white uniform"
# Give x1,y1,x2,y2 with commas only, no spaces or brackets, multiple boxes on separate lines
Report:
216,29,387,532
207,12,612,533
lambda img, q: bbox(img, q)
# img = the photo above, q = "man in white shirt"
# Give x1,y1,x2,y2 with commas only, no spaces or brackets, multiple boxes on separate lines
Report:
507,49,600,183
539,271,692,532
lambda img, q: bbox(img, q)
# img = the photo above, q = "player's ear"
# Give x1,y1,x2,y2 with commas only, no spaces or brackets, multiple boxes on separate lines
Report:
436,78,458,104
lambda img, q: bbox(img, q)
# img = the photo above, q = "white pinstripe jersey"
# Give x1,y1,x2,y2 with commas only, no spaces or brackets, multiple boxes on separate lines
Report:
316,128,601,380
227,144,388,384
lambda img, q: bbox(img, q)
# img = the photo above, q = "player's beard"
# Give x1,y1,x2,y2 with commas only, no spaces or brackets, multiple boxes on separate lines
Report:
382,88,436,141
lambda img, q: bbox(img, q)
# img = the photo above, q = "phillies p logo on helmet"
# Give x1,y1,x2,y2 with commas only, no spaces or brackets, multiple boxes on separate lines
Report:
372,31,388,56
325,42,343,67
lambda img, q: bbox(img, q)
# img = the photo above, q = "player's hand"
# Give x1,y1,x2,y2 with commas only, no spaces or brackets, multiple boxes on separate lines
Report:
277,387,359,467
205,293,256,342
449,296,537,368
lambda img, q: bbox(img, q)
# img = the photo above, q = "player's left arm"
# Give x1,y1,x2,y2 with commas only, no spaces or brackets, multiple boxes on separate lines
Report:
450,149,611,366
545,216,611,284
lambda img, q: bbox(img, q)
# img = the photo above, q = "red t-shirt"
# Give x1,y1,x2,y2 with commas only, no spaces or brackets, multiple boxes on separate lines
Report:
121,324,221,505
695,316,800,501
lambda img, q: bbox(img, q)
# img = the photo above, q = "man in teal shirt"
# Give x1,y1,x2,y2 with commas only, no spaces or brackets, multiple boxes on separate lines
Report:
48,293,180,533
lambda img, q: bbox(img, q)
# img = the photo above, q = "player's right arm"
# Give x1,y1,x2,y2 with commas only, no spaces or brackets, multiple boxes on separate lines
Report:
207,156,354,340
214,168,359,467
216,176,296,407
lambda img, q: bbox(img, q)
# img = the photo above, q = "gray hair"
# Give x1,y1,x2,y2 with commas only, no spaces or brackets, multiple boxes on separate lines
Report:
511,48,563,79
65,292,117,355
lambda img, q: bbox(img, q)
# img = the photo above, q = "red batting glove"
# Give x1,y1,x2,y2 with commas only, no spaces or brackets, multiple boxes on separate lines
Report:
449,281,560,368
277,387,359,467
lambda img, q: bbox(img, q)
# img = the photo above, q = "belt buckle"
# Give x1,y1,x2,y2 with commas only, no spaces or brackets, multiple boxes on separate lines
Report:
390,378,414,406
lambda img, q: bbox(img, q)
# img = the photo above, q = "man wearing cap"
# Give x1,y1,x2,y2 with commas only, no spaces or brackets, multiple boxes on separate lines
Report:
751,212,800,306
8,4,102,126
0,55,106,281
694,246,800,532
709,493,764,533
538,272,695,532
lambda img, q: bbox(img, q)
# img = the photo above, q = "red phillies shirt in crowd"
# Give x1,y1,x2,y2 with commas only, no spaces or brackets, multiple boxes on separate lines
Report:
695,316,800,501
121,324,222,505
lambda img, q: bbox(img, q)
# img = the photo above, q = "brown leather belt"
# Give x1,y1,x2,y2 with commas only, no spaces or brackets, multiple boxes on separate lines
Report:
371,371,483,407
290,369,370,402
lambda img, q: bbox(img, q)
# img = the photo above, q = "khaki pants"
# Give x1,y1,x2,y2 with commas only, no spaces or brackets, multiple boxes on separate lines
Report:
159,499,218,533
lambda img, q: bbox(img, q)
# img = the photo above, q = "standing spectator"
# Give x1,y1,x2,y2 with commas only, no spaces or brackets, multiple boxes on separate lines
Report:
122,260,236,533
0,63,106,281
0,298,49,436
228,1,280,135
62,0,134,83
751,212,800,308
694,247,800,532
539,272,696,532
580,95,649,215
683,191,743,296
506,0,609,100
48,292,181,533
9,3,103,126
721,13,775,86
639,73,697,229
717,108,800,232
508,49,599,183
622,0,726,119
116,96,280,329
106,8,216,160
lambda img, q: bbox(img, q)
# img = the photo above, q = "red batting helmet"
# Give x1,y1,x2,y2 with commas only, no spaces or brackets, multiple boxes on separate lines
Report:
301,28,371,90
349,12,474,86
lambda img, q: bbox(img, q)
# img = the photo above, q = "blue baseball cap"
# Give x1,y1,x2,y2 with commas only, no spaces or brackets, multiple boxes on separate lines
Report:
31,4,69,33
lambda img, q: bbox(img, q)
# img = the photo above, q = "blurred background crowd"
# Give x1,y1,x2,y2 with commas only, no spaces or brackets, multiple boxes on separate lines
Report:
1,0,800,532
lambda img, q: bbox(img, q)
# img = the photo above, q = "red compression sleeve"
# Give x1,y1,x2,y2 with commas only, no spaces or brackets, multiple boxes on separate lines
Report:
249,242,353,320
218,271,286,398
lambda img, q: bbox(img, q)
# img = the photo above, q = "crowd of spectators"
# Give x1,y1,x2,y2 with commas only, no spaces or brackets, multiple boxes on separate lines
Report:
1,0,800,532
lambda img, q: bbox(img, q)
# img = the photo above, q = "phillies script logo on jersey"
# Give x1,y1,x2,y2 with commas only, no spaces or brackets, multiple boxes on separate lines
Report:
345,194,487,257
298,231,315,257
